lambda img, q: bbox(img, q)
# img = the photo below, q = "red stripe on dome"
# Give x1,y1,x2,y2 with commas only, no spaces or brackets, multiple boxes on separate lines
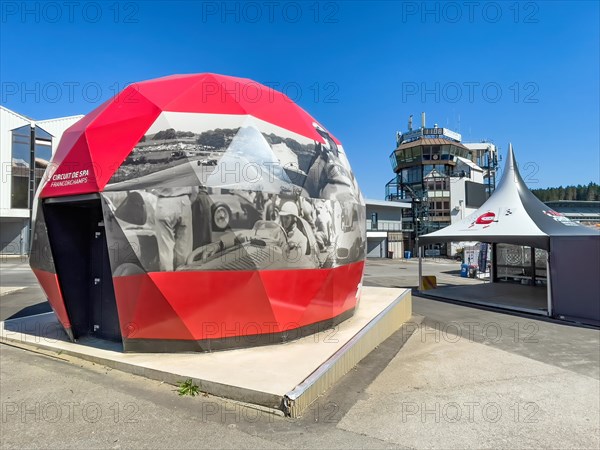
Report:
41,87,162,198
112,261,364,341
31,268,71,330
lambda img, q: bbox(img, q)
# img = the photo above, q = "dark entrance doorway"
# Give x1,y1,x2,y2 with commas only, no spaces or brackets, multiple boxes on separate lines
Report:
43,194,121,342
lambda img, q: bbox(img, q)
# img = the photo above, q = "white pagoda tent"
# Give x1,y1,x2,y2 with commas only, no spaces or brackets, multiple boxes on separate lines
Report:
418,145,599,326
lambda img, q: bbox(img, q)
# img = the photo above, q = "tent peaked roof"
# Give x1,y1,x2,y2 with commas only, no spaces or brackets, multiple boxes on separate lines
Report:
419,144,599,250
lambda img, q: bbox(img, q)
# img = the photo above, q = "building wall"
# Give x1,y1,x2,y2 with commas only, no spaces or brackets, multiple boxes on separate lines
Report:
365,200,409,258
0,106,83,254
449,177,466,223
0,218,27,254
447,176,479,256
388,240,403,259
367,236,386,257
36,116,83,143
0,107,30,216
366,204,403,222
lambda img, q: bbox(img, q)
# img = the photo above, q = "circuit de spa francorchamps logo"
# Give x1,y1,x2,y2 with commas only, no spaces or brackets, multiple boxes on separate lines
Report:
468,211,496,229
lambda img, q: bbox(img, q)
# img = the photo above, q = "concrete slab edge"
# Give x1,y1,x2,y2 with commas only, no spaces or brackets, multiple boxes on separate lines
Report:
283,289,413,418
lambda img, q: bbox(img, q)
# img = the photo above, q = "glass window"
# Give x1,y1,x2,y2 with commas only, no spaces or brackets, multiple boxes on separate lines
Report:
401,166,422,184
35,126,52,162
441,145,450,160
390,153,398,171
11,125,53,209
422,146,431,160
11,126,31,209
35,126,53,191
412,146,422,161
11,125,30,160
371,212,378,230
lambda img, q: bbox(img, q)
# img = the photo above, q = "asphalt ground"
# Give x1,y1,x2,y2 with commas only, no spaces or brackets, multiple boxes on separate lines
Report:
1,256,598,449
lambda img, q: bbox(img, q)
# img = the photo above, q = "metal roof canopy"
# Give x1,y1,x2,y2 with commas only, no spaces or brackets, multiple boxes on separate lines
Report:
395,138,469,151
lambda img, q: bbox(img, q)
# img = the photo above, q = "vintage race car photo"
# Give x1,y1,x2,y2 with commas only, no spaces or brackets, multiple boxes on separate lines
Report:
210,192,262,231
178,218,321,271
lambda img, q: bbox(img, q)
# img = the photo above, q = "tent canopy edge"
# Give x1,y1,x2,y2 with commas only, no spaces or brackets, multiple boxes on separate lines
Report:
417,234,550,250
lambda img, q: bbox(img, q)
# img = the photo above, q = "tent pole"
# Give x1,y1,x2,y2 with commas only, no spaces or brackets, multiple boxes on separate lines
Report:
417,238,422,291
530,247,536,285
491,243,497,283
546,252,552,317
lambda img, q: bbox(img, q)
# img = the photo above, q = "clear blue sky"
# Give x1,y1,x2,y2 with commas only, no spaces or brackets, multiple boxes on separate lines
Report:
1,1,598,198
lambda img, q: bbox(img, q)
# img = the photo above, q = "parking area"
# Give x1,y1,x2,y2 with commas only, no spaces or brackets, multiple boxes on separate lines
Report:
364,257,487,291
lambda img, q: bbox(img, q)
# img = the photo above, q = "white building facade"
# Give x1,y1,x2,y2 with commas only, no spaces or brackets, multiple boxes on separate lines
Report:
365,198,411,258
1,106,83,254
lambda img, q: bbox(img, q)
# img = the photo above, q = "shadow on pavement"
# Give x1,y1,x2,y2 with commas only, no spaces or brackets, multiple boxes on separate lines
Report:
6,302,52,321
439,269,462,276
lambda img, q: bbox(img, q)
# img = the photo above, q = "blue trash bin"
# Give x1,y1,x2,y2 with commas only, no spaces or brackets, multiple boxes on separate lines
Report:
460,264,469,278
404,251,412,259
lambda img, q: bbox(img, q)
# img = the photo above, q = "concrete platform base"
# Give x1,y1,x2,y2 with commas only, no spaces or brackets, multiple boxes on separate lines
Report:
0,286,411,418
420,282,547,315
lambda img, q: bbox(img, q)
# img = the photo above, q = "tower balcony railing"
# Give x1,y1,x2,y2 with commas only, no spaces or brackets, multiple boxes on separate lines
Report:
366,220,404,231
448,168,471,178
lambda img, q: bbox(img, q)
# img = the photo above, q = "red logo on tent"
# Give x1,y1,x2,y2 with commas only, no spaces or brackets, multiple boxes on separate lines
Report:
475,212,496,224
544,210,562,217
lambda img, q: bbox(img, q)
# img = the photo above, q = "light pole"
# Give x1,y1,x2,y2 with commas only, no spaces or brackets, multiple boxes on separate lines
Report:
27,123,36,253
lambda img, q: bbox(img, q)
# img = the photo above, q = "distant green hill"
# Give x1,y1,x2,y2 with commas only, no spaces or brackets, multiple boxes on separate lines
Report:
531,182,599,202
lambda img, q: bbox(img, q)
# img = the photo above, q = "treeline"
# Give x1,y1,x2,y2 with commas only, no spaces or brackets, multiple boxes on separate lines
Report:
532,182,599,202
152,129,194,140
197,128,239,148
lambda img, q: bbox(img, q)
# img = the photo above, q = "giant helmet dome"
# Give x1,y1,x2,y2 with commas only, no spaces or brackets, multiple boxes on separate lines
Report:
31,73,366,352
